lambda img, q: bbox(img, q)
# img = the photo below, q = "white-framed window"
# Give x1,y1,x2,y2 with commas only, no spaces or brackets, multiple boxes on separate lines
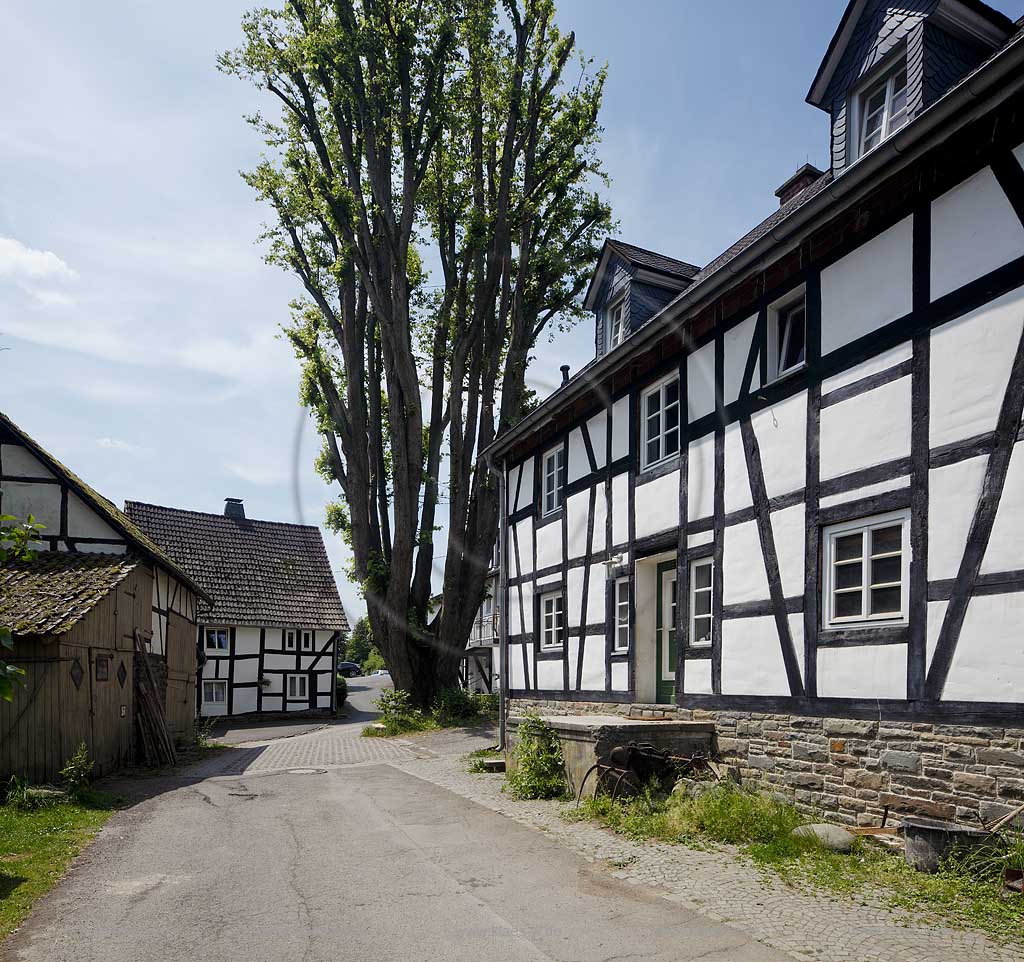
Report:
202,679,227,704
542,445,565,516
287,674,309,699
285,629,296,650
608,299,626,350
204,627,228,652
539,591,565,650
642,375,681,468
767,291,806,381
688,558,713,647
821,509,910,629
301,630,313,651
856,59,908,158
613,577,630,652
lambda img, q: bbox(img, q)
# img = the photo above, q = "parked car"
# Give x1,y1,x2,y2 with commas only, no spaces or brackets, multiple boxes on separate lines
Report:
372,669,390,677
337,661,362,678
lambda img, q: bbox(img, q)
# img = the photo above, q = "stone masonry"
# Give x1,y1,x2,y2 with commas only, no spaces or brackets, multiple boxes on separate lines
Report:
510,698,1024,827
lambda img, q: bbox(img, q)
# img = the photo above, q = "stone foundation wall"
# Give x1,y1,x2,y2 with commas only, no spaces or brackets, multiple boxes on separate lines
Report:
508,698,1024,827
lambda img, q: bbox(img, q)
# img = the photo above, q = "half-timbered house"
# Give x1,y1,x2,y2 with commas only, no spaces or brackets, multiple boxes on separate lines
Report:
126,499,349,718
486,0,1024,826
0,412,205,780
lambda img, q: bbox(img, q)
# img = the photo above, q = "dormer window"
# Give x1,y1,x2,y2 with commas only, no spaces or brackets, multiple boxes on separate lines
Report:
608,299,625,350
857,60,908,158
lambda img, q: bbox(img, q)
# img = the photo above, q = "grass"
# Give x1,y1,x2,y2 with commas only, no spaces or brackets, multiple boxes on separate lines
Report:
362,688,498,738
0,791,116,940
565,781,1024,945
465,748,502,773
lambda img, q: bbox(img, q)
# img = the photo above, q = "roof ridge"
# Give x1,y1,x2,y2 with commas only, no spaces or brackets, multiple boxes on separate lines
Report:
607,239,701,274
124,500,327,532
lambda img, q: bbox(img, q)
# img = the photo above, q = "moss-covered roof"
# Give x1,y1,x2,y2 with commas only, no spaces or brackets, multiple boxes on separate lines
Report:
0,552,138,636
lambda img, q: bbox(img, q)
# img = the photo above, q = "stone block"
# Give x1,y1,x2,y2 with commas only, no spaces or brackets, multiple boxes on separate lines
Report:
998,778,1024,800
880,750,921,773
822,718,877,736
952,771,996,793
830,739,846,753
785,772,824,790
745,754,775,770
977,747,1024,767
844,769,885,790
878,792,955,821
792,742,828,763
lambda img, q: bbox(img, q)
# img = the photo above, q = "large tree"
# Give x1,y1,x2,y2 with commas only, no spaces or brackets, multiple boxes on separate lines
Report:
222,0,611,705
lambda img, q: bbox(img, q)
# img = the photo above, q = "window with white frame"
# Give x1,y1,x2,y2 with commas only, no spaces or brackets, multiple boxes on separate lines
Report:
301,630,313,651
287,674,309,700
542,445,565,516
202,680,227,704
204,627,228,652
689,558,713,646
856,59,908,158
614,577,630,651
539,591,565,650
822,510,910,629
285,629,296,650
642,376,681,468
768,292,806,381
608,300,625,350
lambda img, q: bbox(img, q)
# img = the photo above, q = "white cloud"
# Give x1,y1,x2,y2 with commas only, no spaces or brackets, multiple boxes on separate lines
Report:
0,236,78,282
27,288,77,308
97,437,150,454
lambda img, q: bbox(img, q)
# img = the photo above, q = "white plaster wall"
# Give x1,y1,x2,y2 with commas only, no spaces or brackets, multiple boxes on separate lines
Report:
567,428,589,484
67,491,121,541
772,503,805,599
318,672,334,693
580,636,605,690
683,657,713,694
819,478,909,511
817,644,907,699
724,422,751,514
1,444,54,477
233,689,258,714
723,314,758,406
535,520,561,571
944,593,1024,703
2,480,61,533
720,616,789,696
929,286,1024,448
234,658,260,684
591,486,607,554
931,166,1024,300
566,489,590,560
688,341,717,421
926,600,949,671
819,377,911,480
611,473,629,547
928,456,987,581
508,644,526,689
722,520,769,605
264,653,297,671
518,582,534,636
586,564,605,625
536,659,562,690
567,567,585,629
610,660,629,692
688,434,715,522
235,627,262,655
567,637,581,690
821,342,912,395
982,442,1024,575
687,529,713,548
587,412,608,470
633,557,660,704
512,518,533,577
821,215,913,355
634,469,679,539
611,397,630,461
514,459,534,513
752,391,807,500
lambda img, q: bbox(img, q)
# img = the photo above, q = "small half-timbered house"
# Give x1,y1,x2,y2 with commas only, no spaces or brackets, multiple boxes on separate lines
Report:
0,412,205,780
126,499,349,717
486,0,1024,826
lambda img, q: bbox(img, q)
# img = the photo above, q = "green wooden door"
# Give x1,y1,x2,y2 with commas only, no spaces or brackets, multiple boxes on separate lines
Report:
655,560,677,704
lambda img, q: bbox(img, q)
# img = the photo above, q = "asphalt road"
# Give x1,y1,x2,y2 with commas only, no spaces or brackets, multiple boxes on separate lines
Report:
1,676,792,962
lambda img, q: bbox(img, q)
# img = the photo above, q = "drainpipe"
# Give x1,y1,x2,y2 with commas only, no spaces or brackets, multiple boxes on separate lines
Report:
484,451,508,752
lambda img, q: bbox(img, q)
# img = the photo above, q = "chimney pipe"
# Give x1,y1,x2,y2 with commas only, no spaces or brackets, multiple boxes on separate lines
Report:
224,498,245,520
560,364,570,385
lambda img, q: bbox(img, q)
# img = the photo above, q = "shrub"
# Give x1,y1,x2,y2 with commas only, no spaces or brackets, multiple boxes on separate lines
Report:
193,717,217,750
57,743,93,801
431,688,497,727
362,647,386,674
505,712,567,799
364,688,437,737
335,673,348,708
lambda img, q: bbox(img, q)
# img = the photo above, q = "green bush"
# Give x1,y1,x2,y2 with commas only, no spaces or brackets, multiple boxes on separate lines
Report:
335,673,348,708
57,743,93,801
364,688,437,737
362,647,386,674
432,688,498,727
505,712,567,799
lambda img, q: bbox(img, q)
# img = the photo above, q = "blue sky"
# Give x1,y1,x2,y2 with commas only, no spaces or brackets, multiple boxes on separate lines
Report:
3,1,1021,620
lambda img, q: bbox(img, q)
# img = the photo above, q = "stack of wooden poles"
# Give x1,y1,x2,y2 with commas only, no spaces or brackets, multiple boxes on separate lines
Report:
133,629,177,767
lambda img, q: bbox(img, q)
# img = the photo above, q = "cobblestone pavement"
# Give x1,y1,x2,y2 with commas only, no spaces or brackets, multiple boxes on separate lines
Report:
391,736,1018,962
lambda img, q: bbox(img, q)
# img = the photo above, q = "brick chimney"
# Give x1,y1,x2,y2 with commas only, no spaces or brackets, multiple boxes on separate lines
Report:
774,163,825,207
224,497,245,520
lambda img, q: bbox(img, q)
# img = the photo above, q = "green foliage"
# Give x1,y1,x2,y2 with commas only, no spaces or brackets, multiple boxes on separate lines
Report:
193,717,218,750
362,686,498,737
344,617,373,666
0,514,44,701
363,688,438,738
335,673,348,708
465,748,502,773
362,647,386,674
569,784,1024,945
505,712,568,800
432,687,497,727
57,743,94,801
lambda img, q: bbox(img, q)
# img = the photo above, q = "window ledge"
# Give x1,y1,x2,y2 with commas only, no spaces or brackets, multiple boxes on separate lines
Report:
765,361,807,388
639,455,681,481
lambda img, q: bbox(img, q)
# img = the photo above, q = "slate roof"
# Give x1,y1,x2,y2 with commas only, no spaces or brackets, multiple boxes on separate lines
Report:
0,410,208,602
605,240,700,279
0,552,138,637
124,501,349,631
